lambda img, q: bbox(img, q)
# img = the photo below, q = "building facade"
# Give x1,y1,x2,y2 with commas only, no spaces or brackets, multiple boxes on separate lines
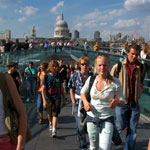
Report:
0,30,11,39
74,30,79,39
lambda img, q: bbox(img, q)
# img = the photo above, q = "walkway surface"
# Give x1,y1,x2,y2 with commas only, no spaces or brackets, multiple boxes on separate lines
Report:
24,51,150,150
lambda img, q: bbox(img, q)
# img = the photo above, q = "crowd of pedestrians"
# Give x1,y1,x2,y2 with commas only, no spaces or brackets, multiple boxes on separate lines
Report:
0,41,150,150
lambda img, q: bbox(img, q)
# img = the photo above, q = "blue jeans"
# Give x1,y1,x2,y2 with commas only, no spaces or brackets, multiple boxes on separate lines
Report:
26,79,37,100
37,93,43,112
73,104,87,150
115,106,124,133
87,121,113,150
116,103,140,150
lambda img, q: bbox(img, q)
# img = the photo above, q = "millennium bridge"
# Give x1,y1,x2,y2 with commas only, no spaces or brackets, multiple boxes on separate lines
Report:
0,47,150,150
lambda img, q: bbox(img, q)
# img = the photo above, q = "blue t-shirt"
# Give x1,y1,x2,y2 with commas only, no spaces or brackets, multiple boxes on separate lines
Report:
25,66,38,81
42,73,63,100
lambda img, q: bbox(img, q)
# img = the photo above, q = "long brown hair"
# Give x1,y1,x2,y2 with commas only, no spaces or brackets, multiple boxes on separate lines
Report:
47,60,59,73
94,55,113,87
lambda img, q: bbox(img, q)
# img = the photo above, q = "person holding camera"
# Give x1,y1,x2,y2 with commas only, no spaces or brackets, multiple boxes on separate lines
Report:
81,55,125,150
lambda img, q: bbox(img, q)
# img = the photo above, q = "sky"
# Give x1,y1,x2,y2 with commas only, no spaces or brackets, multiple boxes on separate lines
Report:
0,0,150,41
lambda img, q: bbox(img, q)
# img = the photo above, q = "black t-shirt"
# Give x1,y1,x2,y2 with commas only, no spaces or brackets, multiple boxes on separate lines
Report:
10,71,20,92
60,65,67,80
4,43,12,52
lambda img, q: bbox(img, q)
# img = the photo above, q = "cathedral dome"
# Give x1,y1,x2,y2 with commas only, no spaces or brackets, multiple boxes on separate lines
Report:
54,12,70,39
56,20,68,28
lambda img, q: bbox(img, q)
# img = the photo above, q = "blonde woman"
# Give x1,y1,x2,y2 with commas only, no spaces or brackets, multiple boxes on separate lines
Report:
42,60,65,137
81,55,125,150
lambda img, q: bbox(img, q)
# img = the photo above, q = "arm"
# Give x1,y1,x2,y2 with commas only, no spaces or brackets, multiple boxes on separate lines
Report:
80,76,92,111
110,64,118,77
109,79,125,109
109,97,125,109
60,83,65,105
70,88,76,105
24,69,29,78
81,93,92,111
6,74,27,150
41,85,47,108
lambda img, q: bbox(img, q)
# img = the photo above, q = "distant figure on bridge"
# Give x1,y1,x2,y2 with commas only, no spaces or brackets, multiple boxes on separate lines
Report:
84,42,89,56
93,42,99,51
81,55,125,150
24,61,38,103
42,60,65,138
111,44,146,150
68,56,90,150
120,43,128,62
11,39,21,51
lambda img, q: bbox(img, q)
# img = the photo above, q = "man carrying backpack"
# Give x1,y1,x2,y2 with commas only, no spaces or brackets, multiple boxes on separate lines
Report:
111,43,145,150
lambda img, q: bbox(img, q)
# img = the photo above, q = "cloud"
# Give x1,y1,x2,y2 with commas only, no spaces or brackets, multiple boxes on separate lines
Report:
124,0,150,11
18,17,27,22
74,23,83,31
113,19,140,28
0,0,21,8
100,22,107,26
50,1,64,14
140,15,150,41
84,20,99,28
17,6,38,22
108,9,125,16
82,9,124,21
19,6,39,16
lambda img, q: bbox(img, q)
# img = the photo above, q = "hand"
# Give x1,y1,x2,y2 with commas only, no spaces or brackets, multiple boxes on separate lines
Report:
43,101,47,108
16,145,25,150
84,102,92,112
109,98,118,109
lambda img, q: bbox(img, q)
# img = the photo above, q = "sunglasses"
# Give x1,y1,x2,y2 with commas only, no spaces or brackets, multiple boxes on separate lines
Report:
80,63,89,66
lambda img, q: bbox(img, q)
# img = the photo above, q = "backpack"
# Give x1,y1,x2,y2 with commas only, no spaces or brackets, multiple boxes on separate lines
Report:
116,62,144,78
0,73,31,145
80,75,96,121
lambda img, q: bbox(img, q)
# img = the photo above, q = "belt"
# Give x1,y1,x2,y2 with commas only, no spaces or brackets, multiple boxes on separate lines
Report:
0,133,9,138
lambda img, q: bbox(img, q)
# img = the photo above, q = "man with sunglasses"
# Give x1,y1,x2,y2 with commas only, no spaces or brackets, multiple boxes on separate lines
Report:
68,56,91,150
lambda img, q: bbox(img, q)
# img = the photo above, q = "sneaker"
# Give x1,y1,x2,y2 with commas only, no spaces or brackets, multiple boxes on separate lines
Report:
52,131,57,138
26,98,30,103
49,123,52,131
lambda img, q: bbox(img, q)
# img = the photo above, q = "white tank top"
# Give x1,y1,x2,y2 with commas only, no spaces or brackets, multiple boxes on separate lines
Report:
0,90,9,135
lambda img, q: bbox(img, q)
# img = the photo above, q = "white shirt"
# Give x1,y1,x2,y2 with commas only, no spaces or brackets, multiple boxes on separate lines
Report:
0,90,9,135
81,76,125,119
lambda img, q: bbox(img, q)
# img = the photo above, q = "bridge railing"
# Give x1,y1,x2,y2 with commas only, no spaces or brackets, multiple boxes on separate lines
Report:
0,48,54,72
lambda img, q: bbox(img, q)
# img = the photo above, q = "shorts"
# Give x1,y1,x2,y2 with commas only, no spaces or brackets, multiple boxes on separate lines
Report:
0,136,16,150
46,98,61,117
